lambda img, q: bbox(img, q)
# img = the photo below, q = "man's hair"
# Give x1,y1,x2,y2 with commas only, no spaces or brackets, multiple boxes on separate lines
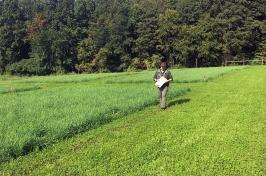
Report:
160,62,168,68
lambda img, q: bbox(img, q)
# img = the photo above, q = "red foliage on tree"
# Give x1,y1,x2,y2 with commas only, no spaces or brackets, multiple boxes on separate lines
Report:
27,18,47,34
35,18,47,27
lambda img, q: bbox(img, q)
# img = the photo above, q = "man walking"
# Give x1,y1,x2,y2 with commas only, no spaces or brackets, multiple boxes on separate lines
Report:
153,62,173,109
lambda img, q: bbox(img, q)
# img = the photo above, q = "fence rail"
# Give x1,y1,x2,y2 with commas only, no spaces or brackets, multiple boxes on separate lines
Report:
225,59,265,66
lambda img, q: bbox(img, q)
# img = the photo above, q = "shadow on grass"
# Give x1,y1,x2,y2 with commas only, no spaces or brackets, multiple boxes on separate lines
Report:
168,98,190,107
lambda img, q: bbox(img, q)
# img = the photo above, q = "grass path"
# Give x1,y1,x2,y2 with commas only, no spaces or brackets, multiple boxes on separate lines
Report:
0,66,265,175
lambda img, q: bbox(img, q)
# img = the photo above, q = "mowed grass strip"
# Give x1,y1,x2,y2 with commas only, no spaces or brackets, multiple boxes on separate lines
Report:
0,66,265,175
0,83,42,94
0,82,189,163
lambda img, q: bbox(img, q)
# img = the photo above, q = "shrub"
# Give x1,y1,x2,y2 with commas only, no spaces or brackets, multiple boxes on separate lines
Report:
5,58,45,75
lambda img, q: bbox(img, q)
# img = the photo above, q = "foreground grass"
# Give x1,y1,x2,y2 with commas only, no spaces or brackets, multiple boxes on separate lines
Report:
0,66,265,175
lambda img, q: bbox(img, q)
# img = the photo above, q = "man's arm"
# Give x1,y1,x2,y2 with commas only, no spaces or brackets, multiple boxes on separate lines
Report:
168,71,173,82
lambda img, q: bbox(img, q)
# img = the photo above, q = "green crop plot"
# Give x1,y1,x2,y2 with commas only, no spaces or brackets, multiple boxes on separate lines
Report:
0,81,188,162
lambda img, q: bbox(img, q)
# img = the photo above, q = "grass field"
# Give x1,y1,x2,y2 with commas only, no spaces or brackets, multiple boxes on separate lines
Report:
1,66,265,175
0,66,243,163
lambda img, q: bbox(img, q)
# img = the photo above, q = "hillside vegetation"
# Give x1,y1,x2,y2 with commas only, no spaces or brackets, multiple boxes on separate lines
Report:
0,0,265,75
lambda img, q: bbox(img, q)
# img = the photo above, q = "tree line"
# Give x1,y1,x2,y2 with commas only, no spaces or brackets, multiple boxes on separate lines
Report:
0,0,265,75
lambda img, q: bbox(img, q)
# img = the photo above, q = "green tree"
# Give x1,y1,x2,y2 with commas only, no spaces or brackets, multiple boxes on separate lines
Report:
0,0,29,73
157,9,180,65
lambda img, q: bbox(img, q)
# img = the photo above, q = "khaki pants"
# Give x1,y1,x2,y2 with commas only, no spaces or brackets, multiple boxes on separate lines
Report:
158,85,168,109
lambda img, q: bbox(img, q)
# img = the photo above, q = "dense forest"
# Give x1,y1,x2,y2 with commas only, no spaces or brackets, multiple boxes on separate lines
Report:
0,0,265,75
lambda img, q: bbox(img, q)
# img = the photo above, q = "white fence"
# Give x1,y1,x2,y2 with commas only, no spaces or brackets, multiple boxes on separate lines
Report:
225,59,265,66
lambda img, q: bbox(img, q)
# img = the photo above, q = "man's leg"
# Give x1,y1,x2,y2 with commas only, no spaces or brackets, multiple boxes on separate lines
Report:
160,86,168,109
158,88,162,107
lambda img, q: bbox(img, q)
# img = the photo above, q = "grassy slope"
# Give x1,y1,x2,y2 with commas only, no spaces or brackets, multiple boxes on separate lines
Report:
0,66,265,175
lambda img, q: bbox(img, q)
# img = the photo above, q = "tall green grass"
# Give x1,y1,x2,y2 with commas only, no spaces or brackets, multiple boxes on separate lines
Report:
1,66,245,85
0,83,189,162
104,66,245,84
0,66,244,96
3,72,134,84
